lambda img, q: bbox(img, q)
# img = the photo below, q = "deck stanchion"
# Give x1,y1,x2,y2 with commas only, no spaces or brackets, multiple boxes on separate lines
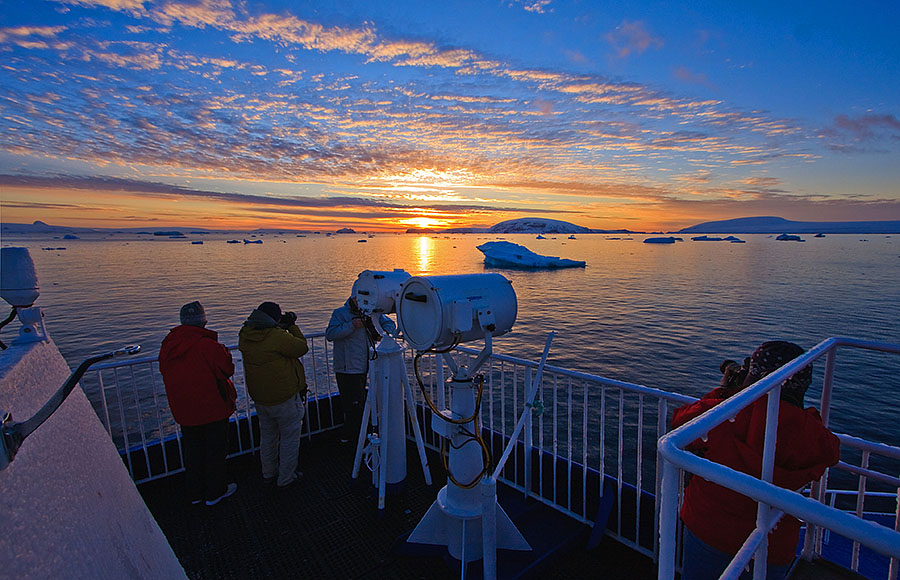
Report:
482,475,498,580
657,457,679,580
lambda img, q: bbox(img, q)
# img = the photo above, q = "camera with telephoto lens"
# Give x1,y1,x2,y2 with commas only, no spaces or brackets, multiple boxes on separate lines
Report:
279,311,297,329
720,357,750,392
349,300,381,343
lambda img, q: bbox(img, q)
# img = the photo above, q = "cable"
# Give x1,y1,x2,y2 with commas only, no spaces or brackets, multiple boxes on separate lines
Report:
413,346,493,488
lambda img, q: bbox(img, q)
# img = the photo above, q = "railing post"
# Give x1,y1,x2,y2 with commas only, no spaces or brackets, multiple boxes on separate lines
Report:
805,345,837,560
658,457,679,580
753,384,781,579
524,368,533,498
482,475,498,580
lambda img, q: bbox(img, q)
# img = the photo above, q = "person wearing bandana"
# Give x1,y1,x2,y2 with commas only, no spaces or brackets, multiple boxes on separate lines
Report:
672,341,841,580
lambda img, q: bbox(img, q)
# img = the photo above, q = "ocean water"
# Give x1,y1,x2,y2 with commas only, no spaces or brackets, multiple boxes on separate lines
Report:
2,232,898,447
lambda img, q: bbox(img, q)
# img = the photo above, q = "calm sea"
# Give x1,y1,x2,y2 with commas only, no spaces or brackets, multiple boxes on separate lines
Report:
2,232,898,445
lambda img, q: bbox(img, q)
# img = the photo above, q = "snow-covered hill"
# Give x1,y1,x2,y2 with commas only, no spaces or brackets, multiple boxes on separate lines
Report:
489,218,592,234
678,216,900,234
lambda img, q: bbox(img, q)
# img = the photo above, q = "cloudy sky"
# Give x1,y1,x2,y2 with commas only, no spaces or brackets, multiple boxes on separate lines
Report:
1,0,898,231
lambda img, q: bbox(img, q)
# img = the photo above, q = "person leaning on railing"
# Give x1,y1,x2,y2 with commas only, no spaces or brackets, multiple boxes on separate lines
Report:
158,301,238,507
671,341,841,580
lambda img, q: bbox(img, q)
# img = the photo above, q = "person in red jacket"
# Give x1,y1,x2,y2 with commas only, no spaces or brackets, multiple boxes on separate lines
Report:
672,341,840,580
159,301,238,506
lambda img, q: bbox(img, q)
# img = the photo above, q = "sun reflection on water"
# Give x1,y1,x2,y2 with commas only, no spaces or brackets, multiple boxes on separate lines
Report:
415,236,434,274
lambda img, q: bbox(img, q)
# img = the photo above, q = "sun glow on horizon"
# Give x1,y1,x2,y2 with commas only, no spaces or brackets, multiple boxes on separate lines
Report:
404,216,444,229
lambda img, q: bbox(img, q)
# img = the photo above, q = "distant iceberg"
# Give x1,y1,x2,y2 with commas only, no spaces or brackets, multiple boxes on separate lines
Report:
775,233,805,242
691,235,745,243
644,237,680,244
476,241,585,269
243,239,263,244
535,234,546,240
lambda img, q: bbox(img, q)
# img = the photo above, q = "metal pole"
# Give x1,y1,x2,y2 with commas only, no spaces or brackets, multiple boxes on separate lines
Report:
657,458,679,580
482,475,498,580
753,385,781,579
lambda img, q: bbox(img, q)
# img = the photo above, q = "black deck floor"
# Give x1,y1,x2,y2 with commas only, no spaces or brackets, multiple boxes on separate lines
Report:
138,429,658,580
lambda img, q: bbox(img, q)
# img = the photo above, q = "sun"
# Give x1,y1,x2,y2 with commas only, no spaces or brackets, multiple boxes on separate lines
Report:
405,216,442,229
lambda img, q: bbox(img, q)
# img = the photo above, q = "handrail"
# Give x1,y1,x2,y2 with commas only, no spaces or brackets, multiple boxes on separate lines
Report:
88,330,329,371
456,344,696,405
657,337,900,580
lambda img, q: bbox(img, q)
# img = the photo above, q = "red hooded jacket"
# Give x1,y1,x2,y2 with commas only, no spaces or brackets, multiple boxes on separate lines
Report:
673,394,840,565
159,325,236,427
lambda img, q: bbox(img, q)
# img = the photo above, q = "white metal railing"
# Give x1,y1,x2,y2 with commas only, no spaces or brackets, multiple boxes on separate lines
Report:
658,337,900,580
407,342,696,559
80,331,339,483
78,331,899,578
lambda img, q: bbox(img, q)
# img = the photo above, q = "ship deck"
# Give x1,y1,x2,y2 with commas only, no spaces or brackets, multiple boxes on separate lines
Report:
138,428,658,580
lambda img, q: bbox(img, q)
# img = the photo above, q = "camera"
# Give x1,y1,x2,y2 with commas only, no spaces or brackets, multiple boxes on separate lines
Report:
279,311,297,329
349,300,382,343
720,357,750,392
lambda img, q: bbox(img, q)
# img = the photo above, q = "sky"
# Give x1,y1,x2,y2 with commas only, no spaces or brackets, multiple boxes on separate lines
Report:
0,0,898,232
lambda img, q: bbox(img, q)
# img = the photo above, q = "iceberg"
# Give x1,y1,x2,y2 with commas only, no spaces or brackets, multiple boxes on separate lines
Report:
644,237,682,244
775,233,804,242
476,241,585,269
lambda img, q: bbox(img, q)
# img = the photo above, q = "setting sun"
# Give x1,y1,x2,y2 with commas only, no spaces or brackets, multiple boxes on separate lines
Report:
404,216,443,229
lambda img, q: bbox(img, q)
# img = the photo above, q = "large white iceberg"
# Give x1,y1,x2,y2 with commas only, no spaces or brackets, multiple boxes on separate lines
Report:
476,241,585,269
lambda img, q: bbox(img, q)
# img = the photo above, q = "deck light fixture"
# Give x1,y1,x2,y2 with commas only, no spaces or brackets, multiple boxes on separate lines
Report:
0,247,46,344
397,273,530,564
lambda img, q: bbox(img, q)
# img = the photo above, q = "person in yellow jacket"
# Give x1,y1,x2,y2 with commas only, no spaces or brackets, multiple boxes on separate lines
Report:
238,301,308,488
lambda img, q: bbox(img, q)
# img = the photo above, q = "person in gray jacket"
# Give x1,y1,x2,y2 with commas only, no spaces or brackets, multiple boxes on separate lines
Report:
325,296,396,443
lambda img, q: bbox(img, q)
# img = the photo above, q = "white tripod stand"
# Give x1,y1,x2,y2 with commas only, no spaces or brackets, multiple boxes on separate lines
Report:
351,318,432,509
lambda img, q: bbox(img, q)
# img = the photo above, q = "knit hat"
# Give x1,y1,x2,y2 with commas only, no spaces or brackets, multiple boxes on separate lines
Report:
746,340,812,407
257,301,282,323
180,301,207,327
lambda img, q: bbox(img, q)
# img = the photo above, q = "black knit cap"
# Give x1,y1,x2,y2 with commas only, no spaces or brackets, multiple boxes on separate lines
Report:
257,301,282,322
746,340,812,407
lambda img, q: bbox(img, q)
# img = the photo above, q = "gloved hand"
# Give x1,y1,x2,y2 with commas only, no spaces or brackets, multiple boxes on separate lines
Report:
279,311,297,328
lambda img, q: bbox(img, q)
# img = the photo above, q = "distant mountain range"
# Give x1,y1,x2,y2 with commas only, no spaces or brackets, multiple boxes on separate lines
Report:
676,216,900,234
406,217,636,234
4,216,899,236
0,221,318,235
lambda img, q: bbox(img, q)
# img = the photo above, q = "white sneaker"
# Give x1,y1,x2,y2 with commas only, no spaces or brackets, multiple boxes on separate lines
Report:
205,483,238,506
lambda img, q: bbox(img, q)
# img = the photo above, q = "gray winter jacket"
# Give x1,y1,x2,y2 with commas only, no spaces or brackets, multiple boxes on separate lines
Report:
325,299,397,374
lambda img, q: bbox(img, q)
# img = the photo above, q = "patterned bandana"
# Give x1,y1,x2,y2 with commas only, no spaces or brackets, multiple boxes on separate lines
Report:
746,340,812,406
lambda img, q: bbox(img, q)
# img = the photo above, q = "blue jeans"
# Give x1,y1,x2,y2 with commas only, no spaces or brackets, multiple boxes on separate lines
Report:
681,526,790,580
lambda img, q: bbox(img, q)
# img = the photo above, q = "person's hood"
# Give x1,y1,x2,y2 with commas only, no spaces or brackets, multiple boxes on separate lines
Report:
239,309,280,341
161,325,218,360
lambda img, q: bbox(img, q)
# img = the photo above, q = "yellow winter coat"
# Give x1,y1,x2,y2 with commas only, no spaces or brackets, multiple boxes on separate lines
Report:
238,309,309,406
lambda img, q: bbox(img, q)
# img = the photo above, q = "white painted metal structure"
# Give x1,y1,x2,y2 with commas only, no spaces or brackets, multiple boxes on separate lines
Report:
349,269,431,507
398,273,528,566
